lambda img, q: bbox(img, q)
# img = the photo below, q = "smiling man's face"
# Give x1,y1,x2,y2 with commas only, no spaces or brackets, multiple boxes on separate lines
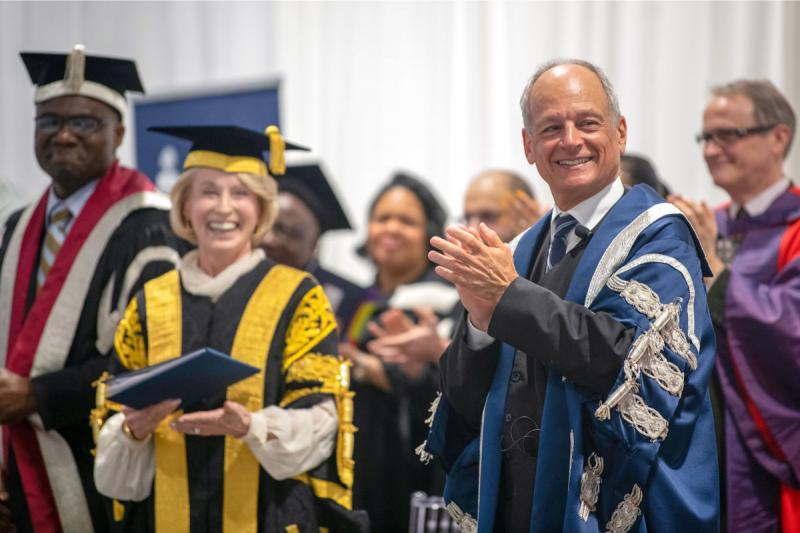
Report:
522,64,627,210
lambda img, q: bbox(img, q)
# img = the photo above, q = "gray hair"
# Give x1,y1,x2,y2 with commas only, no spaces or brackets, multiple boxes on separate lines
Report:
519,59,621,132
711,79,796,158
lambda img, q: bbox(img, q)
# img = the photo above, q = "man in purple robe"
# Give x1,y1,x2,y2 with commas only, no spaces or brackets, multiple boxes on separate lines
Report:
671,79,800,533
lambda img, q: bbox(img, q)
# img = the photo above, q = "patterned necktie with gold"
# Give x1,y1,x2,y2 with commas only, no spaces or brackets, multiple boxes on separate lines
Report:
37,203,72,291
717,208,749,266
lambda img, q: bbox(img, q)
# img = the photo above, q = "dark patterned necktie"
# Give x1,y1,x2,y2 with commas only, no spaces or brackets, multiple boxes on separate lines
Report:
717,208,749,266
546,214,578,272
37,204,72,291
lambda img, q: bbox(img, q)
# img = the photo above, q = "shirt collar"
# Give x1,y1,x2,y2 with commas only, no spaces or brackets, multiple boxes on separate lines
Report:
46,179,98,222
551,178,625,231
730,177,790,217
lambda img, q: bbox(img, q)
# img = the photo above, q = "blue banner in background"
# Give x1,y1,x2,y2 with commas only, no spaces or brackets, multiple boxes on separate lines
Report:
133,81,281,192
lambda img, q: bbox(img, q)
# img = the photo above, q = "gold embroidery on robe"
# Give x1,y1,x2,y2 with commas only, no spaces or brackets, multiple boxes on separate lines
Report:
114,297,147,371
282,285,337,370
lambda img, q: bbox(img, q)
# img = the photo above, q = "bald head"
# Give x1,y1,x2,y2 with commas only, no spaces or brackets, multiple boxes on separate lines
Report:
520,60,627,211
464,170,540,242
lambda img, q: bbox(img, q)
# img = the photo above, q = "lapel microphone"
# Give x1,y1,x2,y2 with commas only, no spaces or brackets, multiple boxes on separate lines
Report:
575,224,593,241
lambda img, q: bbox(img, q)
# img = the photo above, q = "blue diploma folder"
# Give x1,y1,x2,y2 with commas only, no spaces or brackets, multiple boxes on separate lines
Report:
106,348,260,409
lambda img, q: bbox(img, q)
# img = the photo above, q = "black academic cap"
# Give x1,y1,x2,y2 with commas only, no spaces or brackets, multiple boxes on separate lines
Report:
21,44,143,117
149,125,309,177
279,164,352,232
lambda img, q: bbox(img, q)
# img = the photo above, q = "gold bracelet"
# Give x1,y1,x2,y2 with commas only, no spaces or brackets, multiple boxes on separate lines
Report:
122,421,147,442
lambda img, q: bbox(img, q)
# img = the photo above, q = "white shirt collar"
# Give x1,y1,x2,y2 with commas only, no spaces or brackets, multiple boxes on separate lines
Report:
46,179,98,228
730,177,791,217
551,178,625,230
508,178,625,255
179,248,266,302
549,178,625,254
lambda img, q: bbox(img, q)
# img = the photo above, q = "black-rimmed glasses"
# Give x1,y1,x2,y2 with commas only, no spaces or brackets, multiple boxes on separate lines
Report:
34,114,110,136
695,124,776,146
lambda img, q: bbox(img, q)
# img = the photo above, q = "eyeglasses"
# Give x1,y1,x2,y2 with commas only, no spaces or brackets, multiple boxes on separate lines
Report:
695,124,776,146
271,221,312,241
462,210,502,225
34,114,109,136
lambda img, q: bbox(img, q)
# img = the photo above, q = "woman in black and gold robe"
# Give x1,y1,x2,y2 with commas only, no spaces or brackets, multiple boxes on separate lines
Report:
93,125,367,533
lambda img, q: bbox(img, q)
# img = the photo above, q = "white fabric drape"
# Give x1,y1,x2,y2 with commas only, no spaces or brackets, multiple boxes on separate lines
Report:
1,1,797,284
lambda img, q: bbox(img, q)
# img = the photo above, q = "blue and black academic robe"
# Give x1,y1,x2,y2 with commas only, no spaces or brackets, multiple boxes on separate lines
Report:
426,185,720,532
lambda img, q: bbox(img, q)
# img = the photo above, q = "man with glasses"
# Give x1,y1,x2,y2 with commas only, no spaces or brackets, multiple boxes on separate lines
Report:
462,169,544,243
0,45,184,532
670,80,800,533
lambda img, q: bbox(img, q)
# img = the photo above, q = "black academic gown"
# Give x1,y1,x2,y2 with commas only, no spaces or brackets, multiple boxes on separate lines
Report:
350,269,457,533
105,259,368,533
440,231,634,531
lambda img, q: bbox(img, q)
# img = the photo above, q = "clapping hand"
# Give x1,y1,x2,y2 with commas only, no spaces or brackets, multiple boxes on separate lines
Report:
506,190,547,237
668,193,725,281
366,308,449,366
0,369,37,425
429,223,518,331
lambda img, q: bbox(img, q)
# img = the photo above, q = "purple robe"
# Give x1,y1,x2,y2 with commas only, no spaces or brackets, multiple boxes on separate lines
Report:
714,185,800,532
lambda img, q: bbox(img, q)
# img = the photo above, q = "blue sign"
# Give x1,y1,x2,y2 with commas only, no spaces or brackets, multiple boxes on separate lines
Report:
133,80,281,191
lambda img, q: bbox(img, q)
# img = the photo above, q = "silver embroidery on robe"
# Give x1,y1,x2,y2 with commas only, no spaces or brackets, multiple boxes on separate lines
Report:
618,393,669,441
579,453,604,521
446,502,478,533
605,485,643,533
595,304,681,434
609,274,697,370
584,203,685,309
611,253,701,351
415,392,442,465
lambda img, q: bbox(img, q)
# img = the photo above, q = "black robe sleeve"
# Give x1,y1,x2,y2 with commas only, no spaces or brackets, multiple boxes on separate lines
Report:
439,313,501,431
31,208,185,431
488,276,634,395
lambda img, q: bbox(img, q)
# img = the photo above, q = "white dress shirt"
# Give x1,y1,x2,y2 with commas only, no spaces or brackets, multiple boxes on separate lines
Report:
45,179,97,232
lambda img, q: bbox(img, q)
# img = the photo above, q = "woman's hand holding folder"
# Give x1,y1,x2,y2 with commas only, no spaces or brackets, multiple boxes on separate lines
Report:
122,398,182,440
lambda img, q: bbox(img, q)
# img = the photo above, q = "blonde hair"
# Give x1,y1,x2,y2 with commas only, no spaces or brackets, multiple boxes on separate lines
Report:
169,167,278,247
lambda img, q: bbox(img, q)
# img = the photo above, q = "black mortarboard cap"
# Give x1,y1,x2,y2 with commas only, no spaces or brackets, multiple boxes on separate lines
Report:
279,164,352,233
149,125,309,177
21,44,143,116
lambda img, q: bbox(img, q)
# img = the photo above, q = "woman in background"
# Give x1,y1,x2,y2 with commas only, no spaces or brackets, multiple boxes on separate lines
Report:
343,172,458,532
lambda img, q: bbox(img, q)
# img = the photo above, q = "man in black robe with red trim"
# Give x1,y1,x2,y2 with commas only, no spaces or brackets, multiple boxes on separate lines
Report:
0,44,186,533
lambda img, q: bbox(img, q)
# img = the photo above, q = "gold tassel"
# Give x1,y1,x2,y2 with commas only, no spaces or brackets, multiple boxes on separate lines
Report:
64,44,86,92
265,125,286,176
113,500,125,522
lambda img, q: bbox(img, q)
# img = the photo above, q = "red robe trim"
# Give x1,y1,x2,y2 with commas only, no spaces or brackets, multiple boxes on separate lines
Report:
4,161,155,533
732,188,800,533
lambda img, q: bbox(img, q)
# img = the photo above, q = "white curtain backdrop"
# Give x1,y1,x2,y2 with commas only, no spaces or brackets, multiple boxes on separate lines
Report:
1,1,797,284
